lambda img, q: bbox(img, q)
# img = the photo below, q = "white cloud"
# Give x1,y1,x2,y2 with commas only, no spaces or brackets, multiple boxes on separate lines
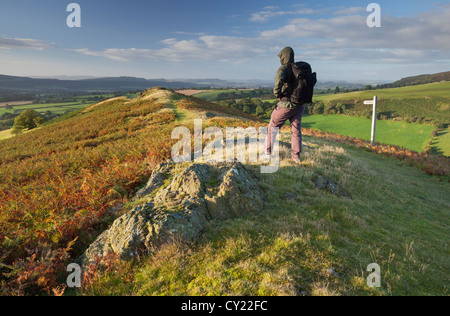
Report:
333,7,365,15
258,3,450,62
172,31,208,36
250,10,289,23
73,36,271,63
72,4,450,66
0,37,53,50
72,48,155,61
249,6,318,23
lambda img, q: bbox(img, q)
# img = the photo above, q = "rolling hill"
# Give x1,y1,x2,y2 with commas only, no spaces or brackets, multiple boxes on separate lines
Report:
0,88,448,296
313,81,450,126
0,75,207,94
389,71,450,87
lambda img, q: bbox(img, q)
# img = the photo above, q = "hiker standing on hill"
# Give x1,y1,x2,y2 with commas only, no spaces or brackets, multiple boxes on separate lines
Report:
265,46,317,163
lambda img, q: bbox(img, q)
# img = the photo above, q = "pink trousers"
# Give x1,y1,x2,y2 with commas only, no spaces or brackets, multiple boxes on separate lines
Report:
266,105,305,160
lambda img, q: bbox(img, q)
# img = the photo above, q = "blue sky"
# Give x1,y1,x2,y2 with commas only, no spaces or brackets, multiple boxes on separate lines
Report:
1,0,449,82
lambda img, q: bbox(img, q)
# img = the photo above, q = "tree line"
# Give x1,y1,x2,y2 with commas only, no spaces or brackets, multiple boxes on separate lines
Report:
217,98,276,120
215,97,448,129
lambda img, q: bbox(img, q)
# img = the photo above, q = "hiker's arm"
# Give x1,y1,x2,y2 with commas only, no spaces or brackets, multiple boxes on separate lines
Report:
273,66,287,99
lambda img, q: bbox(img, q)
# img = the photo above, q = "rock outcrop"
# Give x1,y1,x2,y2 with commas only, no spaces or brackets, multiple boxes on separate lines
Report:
79,161,265,269
312,175,352,199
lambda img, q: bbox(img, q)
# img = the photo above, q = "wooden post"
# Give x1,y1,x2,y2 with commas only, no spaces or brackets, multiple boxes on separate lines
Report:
364,96,378,146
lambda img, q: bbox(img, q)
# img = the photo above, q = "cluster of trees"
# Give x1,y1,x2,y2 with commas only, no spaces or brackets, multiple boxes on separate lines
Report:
217,97,276,119
329,85,375,95
212,88,273,101
304,101,351,115
215,94,359,120
0,109,64,134
1,109,63,132
11,110,45,134
0,113,16,131
216,98,355,119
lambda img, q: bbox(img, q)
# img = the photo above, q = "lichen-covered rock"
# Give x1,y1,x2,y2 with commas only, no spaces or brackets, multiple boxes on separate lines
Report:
79,161,265,270
135,161,174,198
204,162,265,220
79,203,152,268
153,163,209,209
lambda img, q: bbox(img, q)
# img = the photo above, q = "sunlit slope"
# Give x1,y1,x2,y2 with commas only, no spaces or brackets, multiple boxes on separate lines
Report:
78,131,450,296
0,87,258,295
314,81,450,125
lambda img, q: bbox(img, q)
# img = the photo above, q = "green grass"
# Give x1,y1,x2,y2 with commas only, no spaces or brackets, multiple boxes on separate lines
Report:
0,102,92,140
301,114,436,153
0,129,13,140
430,128,450,156
190,90,226,100
0,94,131,133
314,81,450,103
0,102,87,117
0,93,119,118
313,81,450,126
77,133,449,296
194,89,256,101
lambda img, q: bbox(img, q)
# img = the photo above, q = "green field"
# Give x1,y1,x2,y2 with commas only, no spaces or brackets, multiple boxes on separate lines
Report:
429,127,450,156
195,89,258,101
0,102,87,117
313,81,450,126
0,93,141,118
302,114,436,153
0,129,13,140
0,93,126,132
314,81,450,103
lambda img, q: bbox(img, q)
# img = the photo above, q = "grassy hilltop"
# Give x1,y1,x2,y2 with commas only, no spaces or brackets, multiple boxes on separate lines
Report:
0,88,448,296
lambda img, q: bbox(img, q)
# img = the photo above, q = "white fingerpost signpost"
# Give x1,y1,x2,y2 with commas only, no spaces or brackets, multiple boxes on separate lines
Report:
364,96,378,146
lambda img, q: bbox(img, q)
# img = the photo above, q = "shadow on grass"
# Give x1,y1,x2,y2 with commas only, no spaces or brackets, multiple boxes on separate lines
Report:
429,128,448,156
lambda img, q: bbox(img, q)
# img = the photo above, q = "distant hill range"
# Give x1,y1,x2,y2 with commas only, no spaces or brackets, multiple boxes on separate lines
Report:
0,71,449,96
0,75,211,94
379,71,450,88
0,74,370,94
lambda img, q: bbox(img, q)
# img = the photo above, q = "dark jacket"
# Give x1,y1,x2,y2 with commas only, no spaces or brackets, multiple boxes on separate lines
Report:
274,47,296,107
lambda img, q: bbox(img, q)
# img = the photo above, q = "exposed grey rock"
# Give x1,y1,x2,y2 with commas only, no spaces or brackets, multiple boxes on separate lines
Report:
204,162,265,220
312,175,351,199
135,161,174,198
79,161,265,270
80,203,154,265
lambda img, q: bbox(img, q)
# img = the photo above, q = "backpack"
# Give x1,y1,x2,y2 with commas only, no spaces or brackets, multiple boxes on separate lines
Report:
290,62,317,105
